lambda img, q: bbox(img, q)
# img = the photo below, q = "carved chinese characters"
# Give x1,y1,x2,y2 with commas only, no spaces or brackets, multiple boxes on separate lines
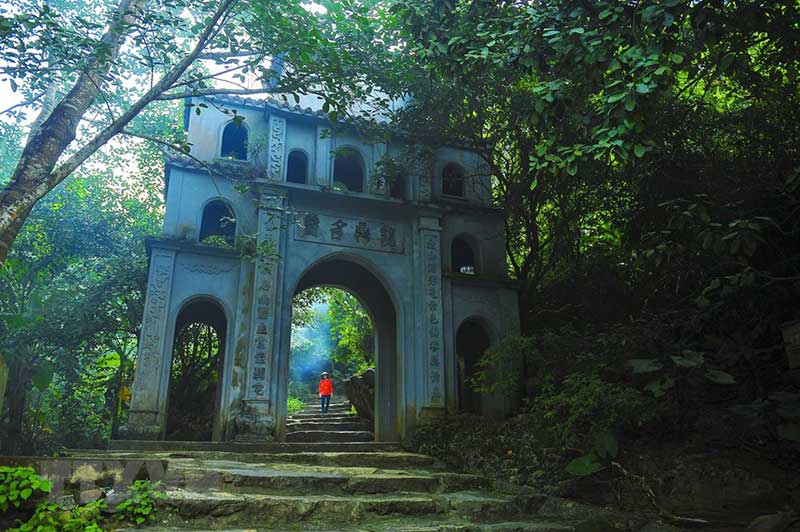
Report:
421,231,445,406
301,213,320,237
330,219,347,241
267,116,286,181
294,213,404,254
247,201,282,400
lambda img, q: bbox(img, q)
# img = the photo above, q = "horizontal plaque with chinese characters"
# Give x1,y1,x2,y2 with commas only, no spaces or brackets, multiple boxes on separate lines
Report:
293,213,405,254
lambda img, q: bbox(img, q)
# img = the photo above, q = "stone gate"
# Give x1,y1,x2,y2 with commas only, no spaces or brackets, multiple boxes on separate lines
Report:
123,95,520,442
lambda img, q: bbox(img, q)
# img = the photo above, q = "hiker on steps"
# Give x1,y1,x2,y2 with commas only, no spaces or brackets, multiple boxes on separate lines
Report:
319,371,333,414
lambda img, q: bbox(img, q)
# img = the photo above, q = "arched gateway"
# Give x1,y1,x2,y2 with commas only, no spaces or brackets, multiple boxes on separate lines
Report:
123,95,520,443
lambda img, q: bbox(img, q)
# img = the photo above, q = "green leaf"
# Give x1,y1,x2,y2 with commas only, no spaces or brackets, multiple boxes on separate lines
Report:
593,431,618,459
634,144,646,158
19,488,32,500
607,92,627,104
629,358,662,373
566,454,603,476
671,350,705,368
705,369,735,385
669,53,684,64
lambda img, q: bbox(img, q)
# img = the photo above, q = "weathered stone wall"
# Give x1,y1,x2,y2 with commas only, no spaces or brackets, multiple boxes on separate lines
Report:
344,369,375,421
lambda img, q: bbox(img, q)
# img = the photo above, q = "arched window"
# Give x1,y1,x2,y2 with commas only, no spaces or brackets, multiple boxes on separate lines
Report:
333,148,364,192
456,319,491,414
286,150,308,184
199,200,236,244
452,236,477,274
442,162,465,197
220,122,248,160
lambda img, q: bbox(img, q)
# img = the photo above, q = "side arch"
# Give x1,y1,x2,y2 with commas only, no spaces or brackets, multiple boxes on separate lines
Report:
453,316,496,415
164,295,230,441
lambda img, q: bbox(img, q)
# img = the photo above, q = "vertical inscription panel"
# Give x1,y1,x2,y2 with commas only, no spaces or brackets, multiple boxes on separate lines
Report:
268,116,286,181
246,198,283,400
421,229,445,406
130,250,175,413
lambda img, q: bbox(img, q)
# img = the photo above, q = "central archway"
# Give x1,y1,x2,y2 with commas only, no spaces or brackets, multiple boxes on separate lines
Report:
278,255,399,441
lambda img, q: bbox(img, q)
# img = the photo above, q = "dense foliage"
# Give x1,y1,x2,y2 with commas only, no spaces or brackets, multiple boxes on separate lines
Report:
0,135,163,453
0,467,163,531
390,0,800,519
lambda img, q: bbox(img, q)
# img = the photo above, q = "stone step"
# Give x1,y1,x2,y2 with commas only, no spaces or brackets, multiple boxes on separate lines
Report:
287,411,352,420
71,450,442,470
107,440,391,453
285,430,374,443
155,489,536,528
117,518,576,531
302,402,351,411
171,463,451,495
286,420,371,432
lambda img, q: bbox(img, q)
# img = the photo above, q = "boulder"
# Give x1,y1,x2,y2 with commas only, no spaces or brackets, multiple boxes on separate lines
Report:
345,369,375,421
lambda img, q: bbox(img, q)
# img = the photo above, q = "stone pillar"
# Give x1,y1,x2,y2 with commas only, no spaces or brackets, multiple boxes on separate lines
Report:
124,249,176,439
232,191,285,441
417,216,446,416
315,125,331,186
267,115,286,181
0,354,7,418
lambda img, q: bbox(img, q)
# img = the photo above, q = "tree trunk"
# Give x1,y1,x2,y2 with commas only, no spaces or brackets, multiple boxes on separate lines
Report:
0,0,238,264
0,0,144,264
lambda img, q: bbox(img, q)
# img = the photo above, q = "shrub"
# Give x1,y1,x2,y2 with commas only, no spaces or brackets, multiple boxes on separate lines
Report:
0,467,51,512
287,396,304,415
115,480,164,526
9,500,106,532
531,372,659,450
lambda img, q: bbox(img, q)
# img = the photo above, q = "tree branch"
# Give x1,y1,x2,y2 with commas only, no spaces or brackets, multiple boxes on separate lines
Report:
49,0,241,185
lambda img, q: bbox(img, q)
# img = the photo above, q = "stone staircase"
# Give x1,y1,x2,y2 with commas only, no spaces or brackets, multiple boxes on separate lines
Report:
285,401,374,443
3,420,678,532
53,446,649,532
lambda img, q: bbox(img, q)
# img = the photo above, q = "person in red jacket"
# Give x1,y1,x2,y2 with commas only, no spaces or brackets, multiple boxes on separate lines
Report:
319,372,334,413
